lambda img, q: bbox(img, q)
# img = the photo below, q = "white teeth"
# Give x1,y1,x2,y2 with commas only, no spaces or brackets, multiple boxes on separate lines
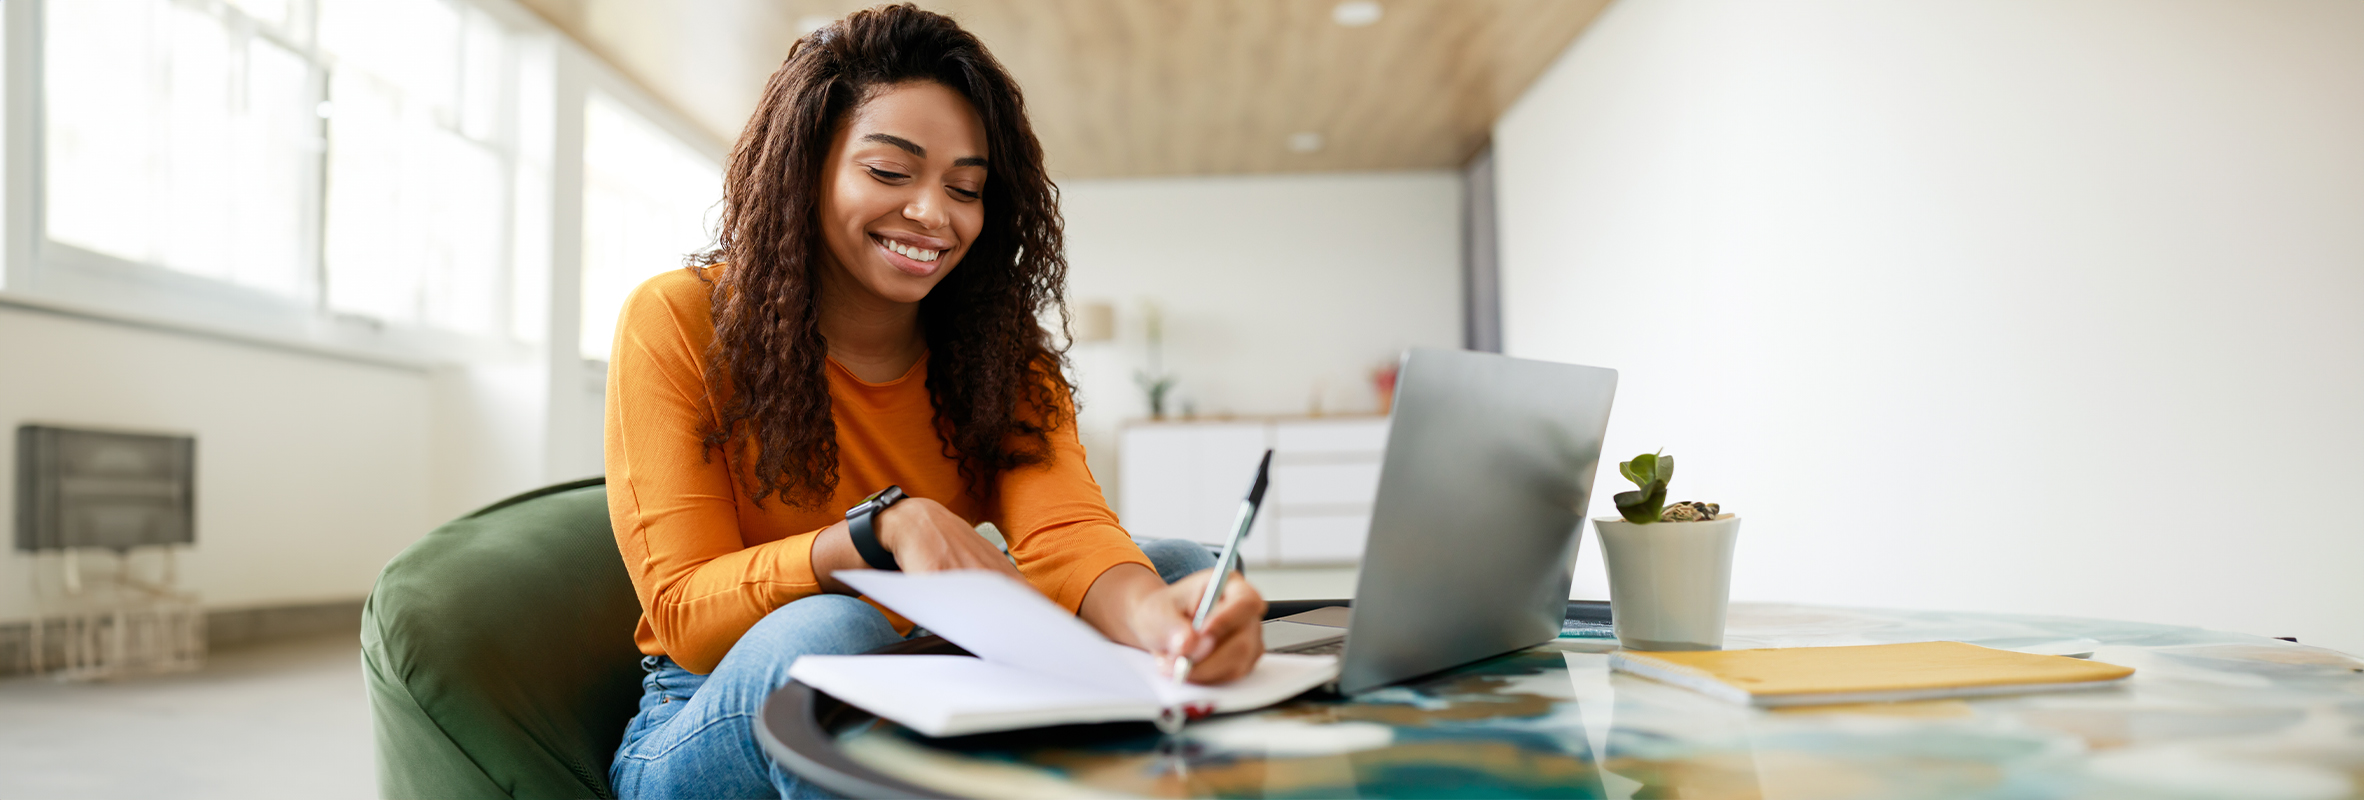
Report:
881,238,940,263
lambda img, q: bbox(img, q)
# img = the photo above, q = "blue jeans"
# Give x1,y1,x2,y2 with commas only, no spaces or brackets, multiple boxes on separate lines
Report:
610,539,1216,799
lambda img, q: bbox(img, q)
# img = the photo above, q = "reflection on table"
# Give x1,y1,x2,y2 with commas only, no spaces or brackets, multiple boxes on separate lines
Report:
835,603,2364,799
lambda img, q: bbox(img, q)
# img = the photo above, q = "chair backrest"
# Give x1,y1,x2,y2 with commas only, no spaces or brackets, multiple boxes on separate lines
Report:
363,478,645,800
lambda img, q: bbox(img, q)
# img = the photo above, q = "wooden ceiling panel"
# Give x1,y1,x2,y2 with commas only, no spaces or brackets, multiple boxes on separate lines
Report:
514,0,1611,178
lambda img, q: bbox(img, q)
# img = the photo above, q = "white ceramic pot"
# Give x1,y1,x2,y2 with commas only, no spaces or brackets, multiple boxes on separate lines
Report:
1593,515,1741,651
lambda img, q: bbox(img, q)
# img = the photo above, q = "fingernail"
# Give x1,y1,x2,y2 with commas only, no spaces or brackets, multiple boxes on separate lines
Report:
1167,631,1190,655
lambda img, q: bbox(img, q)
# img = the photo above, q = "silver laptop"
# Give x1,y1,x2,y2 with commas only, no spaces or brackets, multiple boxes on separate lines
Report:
1259,348,1617,695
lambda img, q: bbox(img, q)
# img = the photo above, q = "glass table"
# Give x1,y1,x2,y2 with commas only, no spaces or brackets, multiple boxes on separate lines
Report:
759,602,2364,799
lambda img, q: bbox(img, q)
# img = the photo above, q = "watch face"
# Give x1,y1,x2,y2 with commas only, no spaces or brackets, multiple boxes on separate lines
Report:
848,489,883,520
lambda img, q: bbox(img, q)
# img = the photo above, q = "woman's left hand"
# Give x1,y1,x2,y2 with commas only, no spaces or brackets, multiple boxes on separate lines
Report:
1127,569,1267,684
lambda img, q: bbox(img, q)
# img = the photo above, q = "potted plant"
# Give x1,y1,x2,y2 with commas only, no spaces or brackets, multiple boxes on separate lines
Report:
1134,302,1176,419
1593,451,1741,651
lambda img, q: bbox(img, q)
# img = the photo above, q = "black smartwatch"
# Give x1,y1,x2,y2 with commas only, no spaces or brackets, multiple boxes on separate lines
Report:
844,485,908,571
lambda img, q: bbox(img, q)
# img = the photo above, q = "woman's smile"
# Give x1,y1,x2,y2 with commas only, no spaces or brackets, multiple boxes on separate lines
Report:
815,80,988,305
871,232,948,276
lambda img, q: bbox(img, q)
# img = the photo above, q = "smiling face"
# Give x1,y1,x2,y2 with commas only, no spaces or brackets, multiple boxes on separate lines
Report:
815,80,989,307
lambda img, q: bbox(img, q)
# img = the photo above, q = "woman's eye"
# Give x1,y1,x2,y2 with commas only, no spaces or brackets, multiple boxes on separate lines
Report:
865,166,910,182
949,186,981,201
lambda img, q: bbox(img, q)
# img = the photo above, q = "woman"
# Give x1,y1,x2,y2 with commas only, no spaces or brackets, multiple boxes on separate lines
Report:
603,5,1268,798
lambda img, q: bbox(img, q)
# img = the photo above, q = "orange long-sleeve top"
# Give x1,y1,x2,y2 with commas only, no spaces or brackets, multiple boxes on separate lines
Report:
604,266,1154,674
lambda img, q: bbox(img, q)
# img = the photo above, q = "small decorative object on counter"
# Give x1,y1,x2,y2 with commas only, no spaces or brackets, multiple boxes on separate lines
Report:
1137,373,1176,419
1595,451,1741,651
1134,301,1176,419
1370,361,1400,415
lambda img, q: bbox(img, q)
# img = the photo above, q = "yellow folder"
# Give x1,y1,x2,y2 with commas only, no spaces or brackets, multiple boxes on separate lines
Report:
1610,641,2135,707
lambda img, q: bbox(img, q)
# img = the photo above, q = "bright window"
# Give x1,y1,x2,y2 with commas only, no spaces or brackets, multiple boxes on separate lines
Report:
41,0,524,343
45,0,319,297
579,91,720,361
30,0,714,360
318,0,514,335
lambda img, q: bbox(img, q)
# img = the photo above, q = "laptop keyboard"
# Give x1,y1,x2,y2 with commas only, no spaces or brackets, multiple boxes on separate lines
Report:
1282,639,1346,656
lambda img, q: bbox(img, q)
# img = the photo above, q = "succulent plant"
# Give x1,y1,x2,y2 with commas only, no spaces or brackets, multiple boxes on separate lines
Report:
1613,451,1672,524
1614,452,1725,524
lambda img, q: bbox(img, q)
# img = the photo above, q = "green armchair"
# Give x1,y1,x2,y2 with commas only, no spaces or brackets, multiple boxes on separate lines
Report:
363,477,646,799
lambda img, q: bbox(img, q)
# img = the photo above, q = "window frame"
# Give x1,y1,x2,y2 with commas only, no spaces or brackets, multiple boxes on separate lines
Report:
0,0,536,366
0,0,724,370
575,82,726,363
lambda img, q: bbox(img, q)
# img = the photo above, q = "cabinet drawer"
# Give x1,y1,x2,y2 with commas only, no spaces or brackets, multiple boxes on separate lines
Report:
1116,426,1194,542
1270,461,1381,508
1272,418,1388,455
1275,514,1369,564
1118,423,1268,546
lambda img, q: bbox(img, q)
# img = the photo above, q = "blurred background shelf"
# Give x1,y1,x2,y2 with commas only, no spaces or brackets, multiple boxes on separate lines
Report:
1120,415,1387,567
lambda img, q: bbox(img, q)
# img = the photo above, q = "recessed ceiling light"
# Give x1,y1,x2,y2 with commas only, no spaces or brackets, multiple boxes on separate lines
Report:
1287,132,1325,154
1332,0,1383,28
795,14,834,36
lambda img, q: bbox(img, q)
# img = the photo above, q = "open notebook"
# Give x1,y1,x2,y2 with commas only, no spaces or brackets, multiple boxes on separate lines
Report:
788,570,1340,737
1611,641,2135,707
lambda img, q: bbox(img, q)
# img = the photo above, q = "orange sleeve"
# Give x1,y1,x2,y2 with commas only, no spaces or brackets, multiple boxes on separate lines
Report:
604,274,827,674
994,380,1158,614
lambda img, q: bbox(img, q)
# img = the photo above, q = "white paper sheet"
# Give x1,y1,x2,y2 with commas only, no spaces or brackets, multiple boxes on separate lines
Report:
790,654,1154,736
830,569,1342,735
1119,647,1346,709
837,569,1152,699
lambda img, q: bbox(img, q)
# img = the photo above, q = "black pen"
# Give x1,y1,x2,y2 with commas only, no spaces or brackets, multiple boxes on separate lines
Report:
1173,448,1273,686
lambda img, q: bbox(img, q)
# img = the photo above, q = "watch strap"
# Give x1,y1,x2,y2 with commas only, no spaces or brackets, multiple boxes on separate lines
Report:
846,486,904,571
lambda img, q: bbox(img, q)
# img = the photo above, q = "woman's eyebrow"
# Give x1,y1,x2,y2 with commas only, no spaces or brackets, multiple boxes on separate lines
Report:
862,133,927,156
860,133,986,168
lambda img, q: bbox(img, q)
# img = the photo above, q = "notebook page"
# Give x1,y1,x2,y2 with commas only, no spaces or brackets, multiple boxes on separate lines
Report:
837,570,1151,700
1113,646,1343,711
790,654,1154,737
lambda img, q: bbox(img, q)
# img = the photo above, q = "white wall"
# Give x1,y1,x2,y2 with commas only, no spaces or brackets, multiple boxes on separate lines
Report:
0,308,434,619
1496,0,2364,653
1058,172,1464,500
0,31,674,627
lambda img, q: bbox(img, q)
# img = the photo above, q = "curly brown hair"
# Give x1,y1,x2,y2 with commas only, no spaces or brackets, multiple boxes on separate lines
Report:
693,3,1071,508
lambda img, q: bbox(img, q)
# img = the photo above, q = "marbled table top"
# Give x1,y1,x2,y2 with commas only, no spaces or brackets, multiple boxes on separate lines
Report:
836,603,2364,799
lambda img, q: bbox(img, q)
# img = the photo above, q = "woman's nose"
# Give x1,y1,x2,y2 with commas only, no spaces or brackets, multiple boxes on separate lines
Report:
902,188,948,230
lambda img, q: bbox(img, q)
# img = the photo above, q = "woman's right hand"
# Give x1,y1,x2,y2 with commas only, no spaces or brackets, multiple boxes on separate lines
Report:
873,497,1023,578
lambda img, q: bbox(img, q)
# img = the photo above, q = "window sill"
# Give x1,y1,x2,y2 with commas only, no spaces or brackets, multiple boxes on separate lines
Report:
0,284,534,373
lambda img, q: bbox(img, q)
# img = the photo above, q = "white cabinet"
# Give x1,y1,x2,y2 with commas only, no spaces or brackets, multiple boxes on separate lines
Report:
1274,513,1371,564
1116,422,1272,551
1119,417,1387,566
